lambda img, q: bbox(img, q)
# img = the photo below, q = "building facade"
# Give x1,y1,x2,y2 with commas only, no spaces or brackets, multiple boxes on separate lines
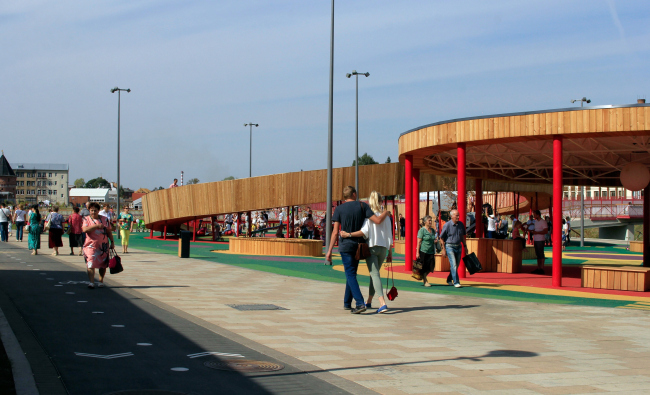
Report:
13,163,69,205
0,154,17,203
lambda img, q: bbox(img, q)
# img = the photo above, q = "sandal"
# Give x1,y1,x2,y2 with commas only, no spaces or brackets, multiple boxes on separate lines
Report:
97,283,105,288
87,283,95,289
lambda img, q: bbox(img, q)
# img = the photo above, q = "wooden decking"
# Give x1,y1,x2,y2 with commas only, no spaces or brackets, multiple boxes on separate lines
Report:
581,265,650,292
229,238,324,257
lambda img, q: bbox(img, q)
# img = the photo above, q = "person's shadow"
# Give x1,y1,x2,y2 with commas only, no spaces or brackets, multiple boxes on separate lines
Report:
381,304,479,314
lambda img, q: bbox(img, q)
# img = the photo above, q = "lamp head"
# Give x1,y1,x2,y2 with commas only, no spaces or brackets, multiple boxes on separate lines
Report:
571,100,576,103
126,89,131,93
254,124,259,127
111,87,118,93
586,99,591,103
346,73,351,78
244,124,248,126
364,72,370,77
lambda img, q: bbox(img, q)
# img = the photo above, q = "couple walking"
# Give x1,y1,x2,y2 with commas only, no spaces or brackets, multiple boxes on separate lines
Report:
325,186,392,314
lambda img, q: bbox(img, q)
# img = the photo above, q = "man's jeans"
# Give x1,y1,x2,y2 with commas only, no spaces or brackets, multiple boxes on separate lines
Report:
445,244,462,285
15,221,24,241
341,252,364,308
0,222,8,242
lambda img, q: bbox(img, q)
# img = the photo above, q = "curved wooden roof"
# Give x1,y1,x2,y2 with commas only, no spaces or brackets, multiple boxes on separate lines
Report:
398,104,650,187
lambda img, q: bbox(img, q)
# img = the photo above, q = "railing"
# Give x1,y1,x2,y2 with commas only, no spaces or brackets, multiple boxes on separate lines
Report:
539,198,645,221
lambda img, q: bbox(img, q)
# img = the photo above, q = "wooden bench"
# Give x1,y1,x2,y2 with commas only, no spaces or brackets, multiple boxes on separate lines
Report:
466,238,522,273
581,265,650,292
393,240,405,255
229,238,323,257
630,241,644,253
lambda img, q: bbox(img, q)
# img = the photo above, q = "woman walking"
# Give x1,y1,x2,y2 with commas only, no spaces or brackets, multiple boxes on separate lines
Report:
27,205,42,255
46,206,65,255
339,191,393,314
67,207,84,255
13,204,27,242
416,216,437,287
117,206,134,253
82,202,115,289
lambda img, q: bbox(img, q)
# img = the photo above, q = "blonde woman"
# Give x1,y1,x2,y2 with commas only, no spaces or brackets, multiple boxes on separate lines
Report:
339,191,393,314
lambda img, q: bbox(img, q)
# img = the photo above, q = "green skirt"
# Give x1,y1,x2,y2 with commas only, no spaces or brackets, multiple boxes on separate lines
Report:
28,225,41,250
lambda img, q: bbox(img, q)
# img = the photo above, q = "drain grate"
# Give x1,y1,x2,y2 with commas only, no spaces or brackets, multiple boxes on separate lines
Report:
204,359,284,372
227,304,288,311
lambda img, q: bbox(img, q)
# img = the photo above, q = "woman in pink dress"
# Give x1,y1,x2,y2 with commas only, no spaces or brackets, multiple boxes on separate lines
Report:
82,202,115,289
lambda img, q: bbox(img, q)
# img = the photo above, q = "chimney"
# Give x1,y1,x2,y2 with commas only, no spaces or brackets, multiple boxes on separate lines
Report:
638,99,646,104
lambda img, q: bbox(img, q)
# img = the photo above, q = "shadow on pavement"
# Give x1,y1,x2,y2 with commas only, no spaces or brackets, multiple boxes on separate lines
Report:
383,304,479,314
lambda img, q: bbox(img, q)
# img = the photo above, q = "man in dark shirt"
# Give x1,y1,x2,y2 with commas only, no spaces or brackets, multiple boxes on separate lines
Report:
399,214,405,238
326,186,389,314
439,209,468,288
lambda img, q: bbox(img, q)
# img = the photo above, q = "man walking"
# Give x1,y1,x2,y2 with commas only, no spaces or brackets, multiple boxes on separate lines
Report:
325,186,389,314
439,209,468,288
531,210,548,274
399,214,405,238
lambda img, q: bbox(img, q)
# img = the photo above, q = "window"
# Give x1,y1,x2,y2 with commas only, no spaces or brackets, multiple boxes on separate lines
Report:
48,190,52,195
49,173,52,177
48,181,52,186
587,191,591,198
61,175,63,179
20,181,24,186
54,181,57,185
61,194,63,198
17,172,23,177
37,181,41,186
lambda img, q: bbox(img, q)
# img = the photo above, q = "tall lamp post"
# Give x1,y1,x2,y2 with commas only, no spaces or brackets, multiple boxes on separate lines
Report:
244,123,259,178
110,87,131,239
346,70,369,199
571,97,591,107
325,0,335,254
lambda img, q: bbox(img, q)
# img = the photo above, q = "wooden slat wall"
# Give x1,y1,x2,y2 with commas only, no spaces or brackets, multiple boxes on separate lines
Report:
466,238,522,273
399,106,650,158
143,163,445,228
581,266,650,292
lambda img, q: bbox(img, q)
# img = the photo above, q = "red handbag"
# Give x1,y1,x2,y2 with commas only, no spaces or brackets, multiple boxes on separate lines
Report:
385,258,398,301
108,249,123,274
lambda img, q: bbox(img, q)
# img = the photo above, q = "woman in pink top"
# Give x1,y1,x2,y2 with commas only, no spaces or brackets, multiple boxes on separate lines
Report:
82,202,115,289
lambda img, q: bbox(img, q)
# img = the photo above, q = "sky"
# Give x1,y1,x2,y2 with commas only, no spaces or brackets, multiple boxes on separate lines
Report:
1,0,649,190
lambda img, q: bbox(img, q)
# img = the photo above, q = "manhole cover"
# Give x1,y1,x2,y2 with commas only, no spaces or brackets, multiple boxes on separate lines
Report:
204,359,284,372
227,304,288,311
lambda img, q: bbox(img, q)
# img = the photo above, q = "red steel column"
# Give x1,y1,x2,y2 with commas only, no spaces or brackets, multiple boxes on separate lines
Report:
412,168,420,258
475,179,483,238
405,155,413,271
553,136,563,286
392,198,396,241
458,143,467,278
643,185,650,267
192,217,197,242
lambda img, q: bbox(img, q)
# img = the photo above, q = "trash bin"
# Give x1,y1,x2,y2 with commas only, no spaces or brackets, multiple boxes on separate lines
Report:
179,230,192,258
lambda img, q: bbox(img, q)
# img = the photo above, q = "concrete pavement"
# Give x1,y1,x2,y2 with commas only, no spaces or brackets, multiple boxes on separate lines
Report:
3,235,650,394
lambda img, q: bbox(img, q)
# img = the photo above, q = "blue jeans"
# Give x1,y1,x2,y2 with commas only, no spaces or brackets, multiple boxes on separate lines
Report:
487,230,495,239
15,221,24,241
445,244,462,285
341,252,365,308
0,222,7,242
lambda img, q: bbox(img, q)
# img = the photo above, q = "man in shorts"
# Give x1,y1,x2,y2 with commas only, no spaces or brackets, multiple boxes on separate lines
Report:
531,210,548,275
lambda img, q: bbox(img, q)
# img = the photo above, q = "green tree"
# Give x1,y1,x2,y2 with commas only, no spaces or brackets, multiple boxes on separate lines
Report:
385,156,391,163
352,153,378,166
84,177,111,188
186,178,199,185
222,176,235,181
73,178,85,188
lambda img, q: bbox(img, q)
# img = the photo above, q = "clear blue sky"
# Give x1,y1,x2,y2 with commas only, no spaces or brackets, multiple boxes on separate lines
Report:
1,0,648,190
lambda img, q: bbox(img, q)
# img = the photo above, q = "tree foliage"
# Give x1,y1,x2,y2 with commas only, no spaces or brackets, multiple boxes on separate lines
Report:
222,176,235,181
385,156,391,163
186,178,199,185
352,153,378,166
73,178,85,188
84,177,111,189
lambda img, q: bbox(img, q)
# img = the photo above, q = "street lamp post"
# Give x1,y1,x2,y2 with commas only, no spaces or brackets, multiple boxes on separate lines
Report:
325,0,335,255
244,123,258,178
346,70,369,199
110,87,131,239
571,97,591,107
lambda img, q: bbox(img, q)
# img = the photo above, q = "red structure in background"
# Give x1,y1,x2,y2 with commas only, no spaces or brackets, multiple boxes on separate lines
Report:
475,179,483,238
405,155,413,271
552,136,563,287
457,143,467,279
412,168,420,259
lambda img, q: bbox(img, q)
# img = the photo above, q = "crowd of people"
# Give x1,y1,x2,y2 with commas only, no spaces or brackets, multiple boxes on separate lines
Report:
0,201,141,288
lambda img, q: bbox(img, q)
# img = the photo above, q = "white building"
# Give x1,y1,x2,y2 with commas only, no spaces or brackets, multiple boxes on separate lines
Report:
69,188,111,203
564,186,642,200
13,163,69,205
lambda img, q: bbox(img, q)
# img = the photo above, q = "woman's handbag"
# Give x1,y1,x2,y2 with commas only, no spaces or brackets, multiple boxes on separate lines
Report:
43,221,50,231
411,255,423,280
385,258,398,301
108,249,123,274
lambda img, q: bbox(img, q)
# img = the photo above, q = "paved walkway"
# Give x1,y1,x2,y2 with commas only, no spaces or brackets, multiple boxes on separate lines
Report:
3,236,650,394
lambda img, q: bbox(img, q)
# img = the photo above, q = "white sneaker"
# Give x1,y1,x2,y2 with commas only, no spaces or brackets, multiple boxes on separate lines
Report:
454,283,462,288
